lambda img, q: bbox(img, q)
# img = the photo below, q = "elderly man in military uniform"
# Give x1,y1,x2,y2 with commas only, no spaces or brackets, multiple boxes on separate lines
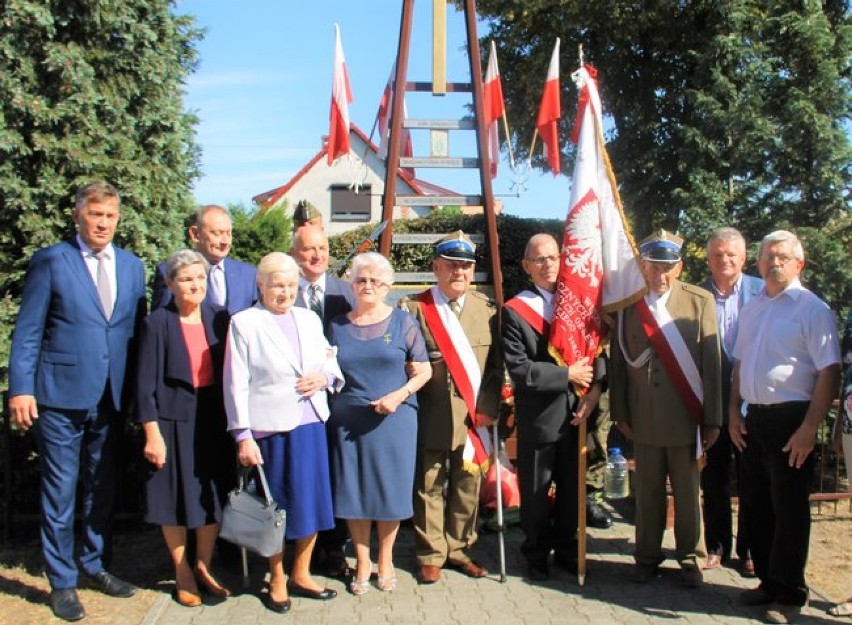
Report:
610,230,722,588
401,231,504,584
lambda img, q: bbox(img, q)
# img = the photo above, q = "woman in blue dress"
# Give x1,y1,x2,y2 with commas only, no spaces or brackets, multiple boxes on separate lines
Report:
328,252,431,595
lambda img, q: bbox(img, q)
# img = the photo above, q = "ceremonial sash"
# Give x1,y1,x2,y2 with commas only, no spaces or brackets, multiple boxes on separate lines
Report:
416,287,491,471
505,290,550,335
635,297,704,427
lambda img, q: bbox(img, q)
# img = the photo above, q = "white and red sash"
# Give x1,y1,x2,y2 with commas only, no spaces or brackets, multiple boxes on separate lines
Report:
505,289,550,335
621,295,705,461
416,287,491,472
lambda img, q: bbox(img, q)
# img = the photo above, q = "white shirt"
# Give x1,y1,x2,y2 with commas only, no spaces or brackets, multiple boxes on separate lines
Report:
299,273,327,307
533,285,554,321
77,235,116,310
733,279,841,404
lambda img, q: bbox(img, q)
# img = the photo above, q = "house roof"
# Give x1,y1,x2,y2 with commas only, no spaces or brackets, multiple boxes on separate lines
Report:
252,123,428,208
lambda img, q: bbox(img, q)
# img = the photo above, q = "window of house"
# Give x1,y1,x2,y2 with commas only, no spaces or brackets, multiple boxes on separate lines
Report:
330,184,372,222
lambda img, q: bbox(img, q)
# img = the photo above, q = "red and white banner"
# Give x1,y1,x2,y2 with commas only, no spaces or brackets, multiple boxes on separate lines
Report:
536,38,561,175
377,65,414,177
483,40,505,179
327,24,353,165
549,64,645,368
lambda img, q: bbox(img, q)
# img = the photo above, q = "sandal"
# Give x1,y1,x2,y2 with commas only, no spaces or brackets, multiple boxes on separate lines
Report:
349,579,370,596
829,601,852,617
376,575,397,592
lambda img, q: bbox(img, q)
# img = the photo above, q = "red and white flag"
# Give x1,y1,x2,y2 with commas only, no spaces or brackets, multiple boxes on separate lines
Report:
377,65,414,177
549,64,644,369
483,40,505,179
327,24,353,165
536,38,561,175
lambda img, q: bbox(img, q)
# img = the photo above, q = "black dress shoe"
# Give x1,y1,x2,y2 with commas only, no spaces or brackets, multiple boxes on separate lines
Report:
527,562,550,581
586,497,613,529
263,594,292,614
287,580,337,600
49,589,85,622
553,555,579,575
325,551,351,578
86,571,138,598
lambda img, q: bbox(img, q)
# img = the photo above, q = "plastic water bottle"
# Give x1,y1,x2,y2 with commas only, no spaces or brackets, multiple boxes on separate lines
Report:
604,447,629,500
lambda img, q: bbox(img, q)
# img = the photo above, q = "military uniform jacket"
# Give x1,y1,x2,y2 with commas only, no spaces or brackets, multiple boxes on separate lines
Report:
402,290,504,451
610,281,722,447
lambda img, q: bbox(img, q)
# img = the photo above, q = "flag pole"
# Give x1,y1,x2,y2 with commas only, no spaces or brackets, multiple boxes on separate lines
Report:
527,128,538,166
577,414,588,586
492,424,507,582
575,41,589,588
501,111,515,169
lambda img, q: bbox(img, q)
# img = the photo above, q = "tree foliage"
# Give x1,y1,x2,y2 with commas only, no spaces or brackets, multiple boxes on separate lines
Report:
229,201,293,266
0,0,203,381
475,0,851,310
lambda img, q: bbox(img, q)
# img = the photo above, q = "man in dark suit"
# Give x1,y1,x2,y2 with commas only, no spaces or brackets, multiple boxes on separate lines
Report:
611,229,722,588
501,233,603,581
151,204,257,315
290,224,354,577
400,231,503,584
291,224,355,333
9,182,147,621
700,227,763,575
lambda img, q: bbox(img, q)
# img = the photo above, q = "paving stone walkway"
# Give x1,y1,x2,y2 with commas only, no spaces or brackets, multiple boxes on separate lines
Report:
141,505,843,625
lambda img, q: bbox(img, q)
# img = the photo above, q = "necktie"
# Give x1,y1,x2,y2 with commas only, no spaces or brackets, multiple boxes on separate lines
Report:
308,283,323,318
449,299,462,317
96,251,113,319
208,264,225,307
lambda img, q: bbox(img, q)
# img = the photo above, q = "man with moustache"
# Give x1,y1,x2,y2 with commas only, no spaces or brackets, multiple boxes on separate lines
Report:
290,224,355,577
611,230,722,588
501,233,603,580
9,182,147,621
152,204,257,315
730,230,840,625
700,227,763,575
401,231,503,584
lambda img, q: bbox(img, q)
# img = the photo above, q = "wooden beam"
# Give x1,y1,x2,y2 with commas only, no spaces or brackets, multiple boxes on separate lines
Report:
432,0,446,95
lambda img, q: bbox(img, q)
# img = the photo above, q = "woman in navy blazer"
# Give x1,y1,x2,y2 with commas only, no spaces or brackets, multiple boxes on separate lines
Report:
136,249,233,607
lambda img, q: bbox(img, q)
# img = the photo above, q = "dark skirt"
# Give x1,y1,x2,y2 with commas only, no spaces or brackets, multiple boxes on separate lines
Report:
256,422,334,540
144,387,234,528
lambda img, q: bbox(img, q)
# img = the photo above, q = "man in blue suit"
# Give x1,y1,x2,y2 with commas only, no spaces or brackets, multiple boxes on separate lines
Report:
151,204,257,315
9,182,147,621
291,224,355,576
700,227,763,576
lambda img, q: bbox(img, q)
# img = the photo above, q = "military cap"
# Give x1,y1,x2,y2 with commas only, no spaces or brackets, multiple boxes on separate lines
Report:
639,229,683,263
293,200,321,226
434,230,476,262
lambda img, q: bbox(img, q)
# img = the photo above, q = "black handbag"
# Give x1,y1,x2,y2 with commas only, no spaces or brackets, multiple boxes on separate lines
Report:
219,464,286,558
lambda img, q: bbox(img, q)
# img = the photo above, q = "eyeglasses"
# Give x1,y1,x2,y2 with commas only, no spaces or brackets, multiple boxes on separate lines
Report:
527,255,559,266
354,277,388,288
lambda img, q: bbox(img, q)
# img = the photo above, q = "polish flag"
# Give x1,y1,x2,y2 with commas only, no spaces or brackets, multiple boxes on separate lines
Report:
377,65,414,176
327,24,353,165
482,40,505,179
549,64,644,369
536,38,561,175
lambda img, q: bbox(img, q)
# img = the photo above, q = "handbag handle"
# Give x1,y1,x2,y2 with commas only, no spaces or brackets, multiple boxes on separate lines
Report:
238,463,276,507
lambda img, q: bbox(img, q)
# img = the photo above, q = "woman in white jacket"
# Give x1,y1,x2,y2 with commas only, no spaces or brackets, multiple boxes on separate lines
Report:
224,252,344,614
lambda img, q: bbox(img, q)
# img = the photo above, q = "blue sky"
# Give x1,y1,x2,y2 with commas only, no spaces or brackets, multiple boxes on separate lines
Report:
178,1,571,221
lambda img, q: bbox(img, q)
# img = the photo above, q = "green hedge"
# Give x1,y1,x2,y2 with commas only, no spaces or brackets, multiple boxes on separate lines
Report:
329,212,563,299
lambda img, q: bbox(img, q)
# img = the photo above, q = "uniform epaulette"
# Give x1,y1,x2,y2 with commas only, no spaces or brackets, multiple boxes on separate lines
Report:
681,282,713,298
469,290,497,307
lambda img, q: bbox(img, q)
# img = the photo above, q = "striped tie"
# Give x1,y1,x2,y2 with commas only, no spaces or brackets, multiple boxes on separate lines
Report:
308,283,323,318
96,251,113,319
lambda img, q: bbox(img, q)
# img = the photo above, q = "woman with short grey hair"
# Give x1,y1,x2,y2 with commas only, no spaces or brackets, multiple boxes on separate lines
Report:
137,248,233,606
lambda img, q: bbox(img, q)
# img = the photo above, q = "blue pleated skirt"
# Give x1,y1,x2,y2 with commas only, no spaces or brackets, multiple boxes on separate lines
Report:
256,422,334,540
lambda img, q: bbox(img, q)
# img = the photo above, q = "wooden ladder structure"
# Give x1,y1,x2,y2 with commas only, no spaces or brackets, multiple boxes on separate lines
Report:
377,0,504,306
